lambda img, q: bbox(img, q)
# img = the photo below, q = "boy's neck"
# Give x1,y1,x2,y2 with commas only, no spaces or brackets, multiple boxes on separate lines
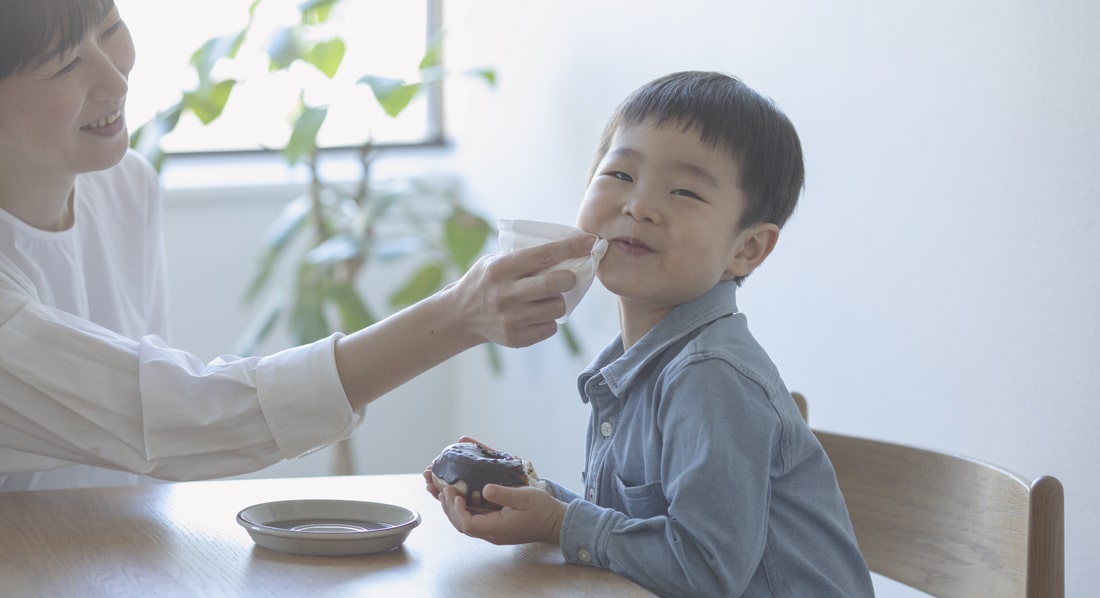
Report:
617,300,672,351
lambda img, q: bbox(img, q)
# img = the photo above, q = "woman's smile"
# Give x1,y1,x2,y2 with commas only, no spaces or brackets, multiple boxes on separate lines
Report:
80,109,125,136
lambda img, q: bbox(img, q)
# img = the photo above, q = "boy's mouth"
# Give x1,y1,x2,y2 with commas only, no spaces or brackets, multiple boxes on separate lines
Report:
611,236,654,254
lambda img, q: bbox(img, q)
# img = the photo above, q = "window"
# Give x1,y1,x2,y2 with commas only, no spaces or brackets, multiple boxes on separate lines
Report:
117,0,439,156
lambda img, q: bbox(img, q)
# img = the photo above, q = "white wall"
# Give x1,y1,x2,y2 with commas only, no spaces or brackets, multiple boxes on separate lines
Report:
161,1,1098,595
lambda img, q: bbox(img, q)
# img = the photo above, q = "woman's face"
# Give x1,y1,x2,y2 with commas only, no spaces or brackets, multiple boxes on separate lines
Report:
0,4,135,180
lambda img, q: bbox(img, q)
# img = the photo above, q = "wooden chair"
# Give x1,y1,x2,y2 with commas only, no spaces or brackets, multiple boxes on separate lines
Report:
791,392,1064,598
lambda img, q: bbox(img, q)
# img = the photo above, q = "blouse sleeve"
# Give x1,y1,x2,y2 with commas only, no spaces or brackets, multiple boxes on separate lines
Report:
139,153,172,342
0,280,360,481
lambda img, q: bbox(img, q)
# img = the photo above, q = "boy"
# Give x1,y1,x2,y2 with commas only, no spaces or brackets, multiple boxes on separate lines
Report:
428,71,874,597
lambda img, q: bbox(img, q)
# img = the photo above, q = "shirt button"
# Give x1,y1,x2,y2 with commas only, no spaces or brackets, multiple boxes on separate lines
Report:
586,487,596,501
600,421,613,437
577,548,592,562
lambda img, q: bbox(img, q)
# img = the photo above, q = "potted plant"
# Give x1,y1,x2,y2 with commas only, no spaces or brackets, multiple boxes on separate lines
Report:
129,0,579,473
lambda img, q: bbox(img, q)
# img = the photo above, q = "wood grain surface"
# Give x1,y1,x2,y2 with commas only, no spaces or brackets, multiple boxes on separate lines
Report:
0,473,652,597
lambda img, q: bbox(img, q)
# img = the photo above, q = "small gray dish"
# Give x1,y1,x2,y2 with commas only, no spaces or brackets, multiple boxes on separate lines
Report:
237,499,421,556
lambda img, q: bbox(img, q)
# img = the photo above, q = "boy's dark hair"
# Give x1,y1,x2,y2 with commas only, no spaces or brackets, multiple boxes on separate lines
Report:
0,0,116,80
589,71,805,234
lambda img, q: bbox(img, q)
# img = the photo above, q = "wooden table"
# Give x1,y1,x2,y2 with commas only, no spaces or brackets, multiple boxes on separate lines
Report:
0,474,652,597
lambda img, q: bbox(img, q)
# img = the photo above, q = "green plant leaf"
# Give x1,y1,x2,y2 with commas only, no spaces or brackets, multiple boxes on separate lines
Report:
483,343,502,374
558,322,583,356
283,104,328,165
362,187,406,222
267,26,302,71
305,38,345,78
419,31,445,70
243,248,282,305
306,233,363,266
241,195,312,304
468,67,498,87
129,102,183,171
357,76,421,118
262,194,313,250
183,79,237,125
444,209,491,270
374,236,424,262
290,282,330,344
328,282,375,332
232,297,286,356
299,0,340,24
416,65,446,85
190,31,246,86
389,263,444,309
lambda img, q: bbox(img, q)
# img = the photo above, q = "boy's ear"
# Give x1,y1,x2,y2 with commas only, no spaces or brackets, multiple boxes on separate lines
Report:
727,223,780,278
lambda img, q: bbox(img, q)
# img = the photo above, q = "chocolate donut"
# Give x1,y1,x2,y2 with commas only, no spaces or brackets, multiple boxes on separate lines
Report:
430,442,544,511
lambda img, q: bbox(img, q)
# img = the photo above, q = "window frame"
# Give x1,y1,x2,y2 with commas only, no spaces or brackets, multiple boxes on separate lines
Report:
124,0,447,188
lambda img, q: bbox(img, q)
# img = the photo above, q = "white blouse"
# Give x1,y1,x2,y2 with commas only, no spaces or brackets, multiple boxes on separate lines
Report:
0,151,358,490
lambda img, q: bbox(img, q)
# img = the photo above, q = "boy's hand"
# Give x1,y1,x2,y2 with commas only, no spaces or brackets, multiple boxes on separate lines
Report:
422,467,442,499
422,435,493,500
438,482,566,546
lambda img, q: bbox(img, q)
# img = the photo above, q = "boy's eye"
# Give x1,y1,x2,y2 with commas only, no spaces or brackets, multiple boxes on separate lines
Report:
609,171,634,183
672,189,704,201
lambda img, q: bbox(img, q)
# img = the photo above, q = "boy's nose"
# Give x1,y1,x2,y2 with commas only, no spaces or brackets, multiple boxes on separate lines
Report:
622,189,662,223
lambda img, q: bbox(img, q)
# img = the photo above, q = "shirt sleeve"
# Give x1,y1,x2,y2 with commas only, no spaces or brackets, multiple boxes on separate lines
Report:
544,479,582,503
558,357,781,597
0,282,360,481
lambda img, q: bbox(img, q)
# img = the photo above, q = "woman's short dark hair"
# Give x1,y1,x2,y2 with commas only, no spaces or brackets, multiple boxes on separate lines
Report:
0,0,116,80
589,71,805,233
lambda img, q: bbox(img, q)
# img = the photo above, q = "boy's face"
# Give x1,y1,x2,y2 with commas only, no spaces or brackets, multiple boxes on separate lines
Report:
576,121,756,318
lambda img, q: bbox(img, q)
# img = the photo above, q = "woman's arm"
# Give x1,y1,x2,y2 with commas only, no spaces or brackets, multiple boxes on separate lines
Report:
335,234,596,408
0,235,594,481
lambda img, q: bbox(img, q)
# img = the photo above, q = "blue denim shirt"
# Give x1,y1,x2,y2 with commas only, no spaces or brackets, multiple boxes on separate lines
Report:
548,282,874,597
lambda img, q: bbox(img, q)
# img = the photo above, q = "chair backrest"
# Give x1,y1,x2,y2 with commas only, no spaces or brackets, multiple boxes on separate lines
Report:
791,392,1064,598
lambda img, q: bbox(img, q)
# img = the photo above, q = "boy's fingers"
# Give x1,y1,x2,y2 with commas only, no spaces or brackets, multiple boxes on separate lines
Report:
483,484,533,510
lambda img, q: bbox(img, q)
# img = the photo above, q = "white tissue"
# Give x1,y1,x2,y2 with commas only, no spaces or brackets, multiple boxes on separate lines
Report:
498,219,608,324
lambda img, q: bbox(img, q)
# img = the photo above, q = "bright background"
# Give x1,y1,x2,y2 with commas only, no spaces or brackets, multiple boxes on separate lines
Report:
120,0,432,151
123,1,1098,596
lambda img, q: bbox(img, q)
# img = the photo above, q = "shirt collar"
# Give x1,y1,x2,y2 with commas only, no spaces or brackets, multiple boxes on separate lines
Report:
578,281,741,401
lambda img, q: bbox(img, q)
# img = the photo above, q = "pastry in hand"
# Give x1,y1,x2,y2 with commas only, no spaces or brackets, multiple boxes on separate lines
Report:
429,442,545,512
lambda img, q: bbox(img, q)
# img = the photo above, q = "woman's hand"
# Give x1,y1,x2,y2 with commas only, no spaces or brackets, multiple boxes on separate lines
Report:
335,235,595,409
445,234,596,348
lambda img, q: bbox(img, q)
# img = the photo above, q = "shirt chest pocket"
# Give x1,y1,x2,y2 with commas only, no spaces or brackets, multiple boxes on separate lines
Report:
610,474,668,519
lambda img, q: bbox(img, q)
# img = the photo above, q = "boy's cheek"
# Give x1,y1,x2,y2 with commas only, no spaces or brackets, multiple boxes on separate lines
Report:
574,206,601,234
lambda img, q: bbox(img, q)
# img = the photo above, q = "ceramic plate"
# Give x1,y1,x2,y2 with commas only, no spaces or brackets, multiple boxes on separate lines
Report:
236,499,421,556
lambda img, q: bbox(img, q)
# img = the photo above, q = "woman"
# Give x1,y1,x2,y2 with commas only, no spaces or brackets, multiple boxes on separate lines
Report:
0,0,594,490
